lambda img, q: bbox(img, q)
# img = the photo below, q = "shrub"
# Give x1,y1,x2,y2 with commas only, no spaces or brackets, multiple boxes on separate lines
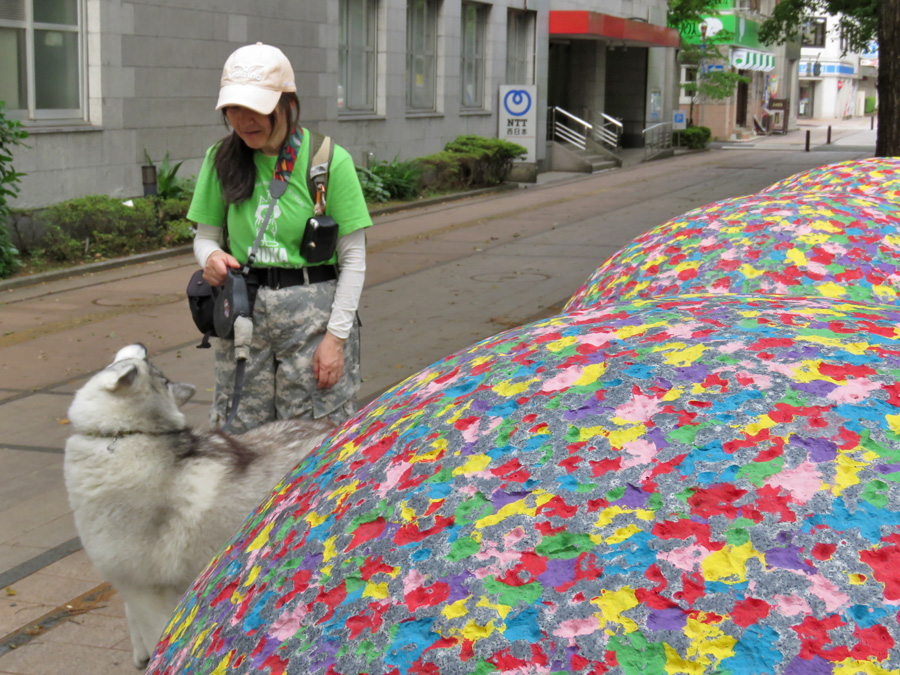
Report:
143,150,190,199
418,135,526,192
865,96,877,115
355,166,390,203
35,195,159,263
0,101,28,278
369,156,421,200
676,126,711,150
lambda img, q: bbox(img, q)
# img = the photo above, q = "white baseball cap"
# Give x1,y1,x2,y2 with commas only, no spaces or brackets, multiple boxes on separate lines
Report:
216,43,297,115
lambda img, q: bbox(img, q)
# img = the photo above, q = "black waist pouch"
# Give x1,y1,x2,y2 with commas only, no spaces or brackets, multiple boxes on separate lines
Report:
300,216,339,263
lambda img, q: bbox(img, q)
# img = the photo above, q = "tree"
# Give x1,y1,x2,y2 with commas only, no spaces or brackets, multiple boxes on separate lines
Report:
758,0,896,157
668,0,751,127
680,40,751,126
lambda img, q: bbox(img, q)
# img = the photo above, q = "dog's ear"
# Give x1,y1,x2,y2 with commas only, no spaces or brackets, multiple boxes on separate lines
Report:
107,364,139,392
170,382,196,407
113,344,147,364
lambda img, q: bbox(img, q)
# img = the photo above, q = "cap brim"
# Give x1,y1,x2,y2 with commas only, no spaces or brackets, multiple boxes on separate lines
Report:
216,84,281,115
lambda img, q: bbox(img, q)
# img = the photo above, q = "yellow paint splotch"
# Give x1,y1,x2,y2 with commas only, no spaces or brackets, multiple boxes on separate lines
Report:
452,454,492,476
590,587,640,633
363,581,390,600
684,614,737,664
701,542,765,583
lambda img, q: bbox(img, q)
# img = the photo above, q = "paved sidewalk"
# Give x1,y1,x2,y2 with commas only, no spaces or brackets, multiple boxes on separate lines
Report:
0,118,876,674
716,114,878,151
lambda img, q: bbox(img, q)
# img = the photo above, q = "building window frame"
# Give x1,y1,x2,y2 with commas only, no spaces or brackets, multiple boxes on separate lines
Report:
505,9,533,84
406,0,438,112
0,0,85,122
339,0,378,115
679,64,698,106
801,17,826,48
460,1,486,109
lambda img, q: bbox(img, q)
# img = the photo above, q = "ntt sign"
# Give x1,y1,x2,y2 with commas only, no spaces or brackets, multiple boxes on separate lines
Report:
499,85,537,163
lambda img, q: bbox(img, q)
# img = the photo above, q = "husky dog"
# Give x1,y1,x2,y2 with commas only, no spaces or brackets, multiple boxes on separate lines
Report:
64,344,333,669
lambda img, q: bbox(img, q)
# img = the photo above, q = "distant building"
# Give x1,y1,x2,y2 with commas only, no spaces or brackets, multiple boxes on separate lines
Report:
798,15,873,120
676,0,800,140
5,0,678,209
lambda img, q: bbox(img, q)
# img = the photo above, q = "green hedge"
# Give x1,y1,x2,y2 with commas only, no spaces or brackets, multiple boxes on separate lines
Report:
675,126,711,150
25,195,192,264
417,135,526,191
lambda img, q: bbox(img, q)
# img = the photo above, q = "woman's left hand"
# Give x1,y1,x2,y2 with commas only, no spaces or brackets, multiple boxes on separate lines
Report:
313,331,346,389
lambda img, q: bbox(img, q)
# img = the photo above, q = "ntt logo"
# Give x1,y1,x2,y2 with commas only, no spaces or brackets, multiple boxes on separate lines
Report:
504,90,532,116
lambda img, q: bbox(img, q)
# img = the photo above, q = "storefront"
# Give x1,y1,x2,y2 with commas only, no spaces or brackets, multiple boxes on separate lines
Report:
679,13,777,139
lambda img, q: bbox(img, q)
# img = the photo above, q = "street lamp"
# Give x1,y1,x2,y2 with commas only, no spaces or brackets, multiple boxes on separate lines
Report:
699,20,708,128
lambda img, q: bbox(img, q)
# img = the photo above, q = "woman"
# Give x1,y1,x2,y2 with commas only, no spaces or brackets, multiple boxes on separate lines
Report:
189,43,371,432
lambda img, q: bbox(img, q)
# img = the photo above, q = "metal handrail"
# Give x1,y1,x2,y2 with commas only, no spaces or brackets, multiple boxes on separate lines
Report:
590,111,623,150
547,106,591,151
642,121,673,158
548,106,623,153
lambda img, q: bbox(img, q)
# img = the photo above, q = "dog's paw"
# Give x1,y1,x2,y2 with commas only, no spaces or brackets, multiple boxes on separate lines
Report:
132,651,150,670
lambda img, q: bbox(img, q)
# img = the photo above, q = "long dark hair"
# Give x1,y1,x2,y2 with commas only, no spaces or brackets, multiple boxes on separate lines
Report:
213,92,301,205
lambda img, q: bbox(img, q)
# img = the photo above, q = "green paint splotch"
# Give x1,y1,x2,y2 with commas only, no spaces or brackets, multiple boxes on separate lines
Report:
607,632,666,675
536,531,595,559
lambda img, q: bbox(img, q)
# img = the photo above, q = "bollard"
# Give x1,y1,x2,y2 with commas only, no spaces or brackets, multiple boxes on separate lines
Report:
872,115,875,130
805,130,811,152
827,125,832,144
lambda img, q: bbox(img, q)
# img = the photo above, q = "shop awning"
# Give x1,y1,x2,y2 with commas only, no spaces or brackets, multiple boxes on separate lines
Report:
731,49,775,72
549,11,680,49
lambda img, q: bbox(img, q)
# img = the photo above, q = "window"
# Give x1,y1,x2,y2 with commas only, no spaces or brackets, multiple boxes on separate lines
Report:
406,0,437,111
679,65,698,105
802,17,826,48
0,0,83,120
339,0,377,113
459,2,487,109
460,2,486,108
506,9,532,84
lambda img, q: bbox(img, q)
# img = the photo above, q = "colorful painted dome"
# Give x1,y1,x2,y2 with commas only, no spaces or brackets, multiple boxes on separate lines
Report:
149,295,900,675
760,157,900,203
565,193,900,313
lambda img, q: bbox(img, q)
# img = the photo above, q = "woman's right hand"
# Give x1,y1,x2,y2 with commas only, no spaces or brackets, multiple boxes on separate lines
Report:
204,250,241,287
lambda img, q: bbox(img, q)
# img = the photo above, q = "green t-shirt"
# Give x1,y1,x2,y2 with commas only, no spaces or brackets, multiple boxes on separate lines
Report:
187,128,372,267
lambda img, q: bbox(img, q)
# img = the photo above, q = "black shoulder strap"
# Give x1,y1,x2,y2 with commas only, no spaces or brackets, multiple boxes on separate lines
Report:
307,131,334,216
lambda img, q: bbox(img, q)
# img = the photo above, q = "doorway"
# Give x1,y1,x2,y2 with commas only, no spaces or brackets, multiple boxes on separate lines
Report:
798,82,814,118
735,71,749,128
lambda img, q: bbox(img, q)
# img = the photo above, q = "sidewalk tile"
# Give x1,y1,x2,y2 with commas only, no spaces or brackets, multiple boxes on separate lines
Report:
2,568,97,607
39,613,130,649
0,546,45,576
0,640,134,675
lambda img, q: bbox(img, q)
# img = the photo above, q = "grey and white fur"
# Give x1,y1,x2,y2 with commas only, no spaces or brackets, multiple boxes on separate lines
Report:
63,344,333,669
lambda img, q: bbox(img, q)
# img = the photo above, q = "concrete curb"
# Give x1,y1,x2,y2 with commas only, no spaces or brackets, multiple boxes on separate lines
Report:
0,183,519,293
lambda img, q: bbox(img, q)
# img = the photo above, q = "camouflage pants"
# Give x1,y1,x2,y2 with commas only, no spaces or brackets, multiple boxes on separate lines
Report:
210,279,360,434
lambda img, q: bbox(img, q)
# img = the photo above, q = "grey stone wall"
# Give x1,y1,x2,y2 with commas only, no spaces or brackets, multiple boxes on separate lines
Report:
9,0,672,209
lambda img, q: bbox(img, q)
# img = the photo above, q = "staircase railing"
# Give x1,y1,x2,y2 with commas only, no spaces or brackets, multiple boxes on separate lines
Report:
642,122,673,159
586,110,623,151
547,106,590,151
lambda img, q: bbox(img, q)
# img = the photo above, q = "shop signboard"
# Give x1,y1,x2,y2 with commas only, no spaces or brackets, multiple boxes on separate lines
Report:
499,85,537,162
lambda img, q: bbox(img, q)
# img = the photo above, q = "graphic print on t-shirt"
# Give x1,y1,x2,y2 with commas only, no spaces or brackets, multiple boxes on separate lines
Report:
253,192,289,264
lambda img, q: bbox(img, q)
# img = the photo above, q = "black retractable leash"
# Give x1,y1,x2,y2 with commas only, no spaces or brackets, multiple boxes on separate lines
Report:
219,128,336,431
